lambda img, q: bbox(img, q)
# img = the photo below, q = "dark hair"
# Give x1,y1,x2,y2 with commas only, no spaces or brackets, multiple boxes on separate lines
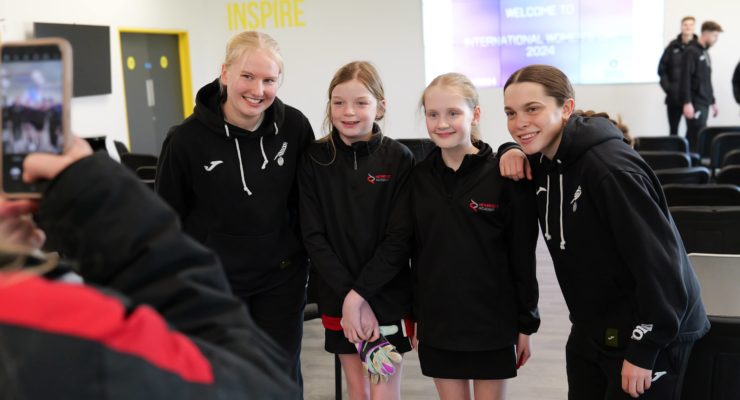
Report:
701,21,723,33
504,64,575,106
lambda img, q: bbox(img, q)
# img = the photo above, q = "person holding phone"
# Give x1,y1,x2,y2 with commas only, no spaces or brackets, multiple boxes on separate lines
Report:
0,136,298,399
0,38,71,196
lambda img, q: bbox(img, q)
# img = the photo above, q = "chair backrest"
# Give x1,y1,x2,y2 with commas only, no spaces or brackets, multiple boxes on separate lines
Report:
715,165,740,185
688,253,740,317
663,184,740,207
396,138,436,162
638,151,691,170
697,126,740,159
120,153,158,173
681,315,740,400
135,166,157,180
655,167,711,185
670,206,740,253
722,148,740,167
633,136,688,153
710,132,740,168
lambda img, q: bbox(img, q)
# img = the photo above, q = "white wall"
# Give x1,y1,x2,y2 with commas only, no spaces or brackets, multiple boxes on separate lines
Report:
1,0,738,151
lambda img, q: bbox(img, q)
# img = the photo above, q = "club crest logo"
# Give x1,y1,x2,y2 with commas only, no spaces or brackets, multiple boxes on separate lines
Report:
470,199,499,213
367,173,392,184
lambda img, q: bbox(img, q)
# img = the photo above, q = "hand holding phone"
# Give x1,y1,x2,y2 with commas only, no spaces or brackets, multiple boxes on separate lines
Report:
0,38,72,197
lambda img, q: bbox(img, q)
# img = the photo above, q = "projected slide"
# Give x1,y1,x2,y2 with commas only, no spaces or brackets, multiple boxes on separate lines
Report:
423,0,664,87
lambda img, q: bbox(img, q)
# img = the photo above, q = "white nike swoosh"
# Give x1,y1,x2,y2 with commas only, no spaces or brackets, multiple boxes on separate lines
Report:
652,371,667,382
204,161,223,172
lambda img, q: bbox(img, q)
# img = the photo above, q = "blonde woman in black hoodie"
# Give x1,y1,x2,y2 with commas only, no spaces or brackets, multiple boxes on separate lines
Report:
412,73,540,400
156,31,314,389
499,64,709,399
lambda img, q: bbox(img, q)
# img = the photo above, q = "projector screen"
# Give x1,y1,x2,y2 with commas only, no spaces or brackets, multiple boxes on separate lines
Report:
423,0,664,87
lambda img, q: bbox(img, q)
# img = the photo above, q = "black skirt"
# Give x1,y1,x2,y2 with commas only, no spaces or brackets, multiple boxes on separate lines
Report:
418,342,517,380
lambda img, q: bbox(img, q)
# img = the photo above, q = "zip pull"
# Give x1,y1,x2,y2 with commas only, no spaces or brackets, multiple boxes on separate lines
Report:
353,151,358,170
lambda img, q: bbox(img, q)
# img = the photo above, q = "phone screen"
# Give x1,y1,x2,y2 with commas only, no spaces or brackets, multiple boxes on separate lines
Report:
1,43,66,194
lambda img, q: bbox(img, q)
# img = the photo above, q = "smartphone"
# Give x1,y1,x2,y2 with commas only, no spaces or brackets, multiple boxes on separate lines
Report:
0,38,71,197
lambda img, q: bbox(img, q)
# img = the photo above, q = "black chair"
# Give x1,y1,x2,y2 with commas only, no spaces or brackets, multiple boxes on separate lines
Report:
669,206,740,253
83,136,108,153
639,151,691,170
633,136,688,153
304,267,342,400
655,167,711,185
715,165,740,185
681,316,740,400
710,132,740,169
120,153,158,173
114,140,130,155
697,125,740,160
135,166,157,180
663,184,740,207
722,148,740,167
397,138,436,161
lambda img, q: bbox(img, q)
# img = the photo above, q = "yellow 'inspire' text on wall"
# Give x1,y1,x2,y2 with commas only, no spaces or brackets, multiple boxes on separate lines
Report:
227,0,306,30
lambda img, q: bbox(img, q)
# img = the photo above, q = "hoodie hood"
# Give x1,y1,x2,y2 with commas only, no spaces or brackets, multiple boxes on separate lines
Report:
674,32,698,45
193,78,286,140
547,114,625,169
192,78,289,195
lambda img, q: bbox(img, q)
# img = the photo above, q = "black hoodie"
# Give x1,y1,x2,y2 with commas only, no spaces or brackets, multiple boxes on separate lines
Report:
500,115,709,370
658,33,698,106
298,128,413,322
156,79,315,294
680,40,715,107
411,142,540,351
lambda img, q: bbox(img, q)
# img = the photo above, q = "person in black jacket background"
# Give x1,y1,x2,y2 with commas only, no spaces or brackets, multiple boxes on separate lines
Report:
0,136,298,399
733,60,740,106
680,21,723,151
412,72,540,400
499,64,709,399
299,61,413,400
156,31,314,388
657,16,696,136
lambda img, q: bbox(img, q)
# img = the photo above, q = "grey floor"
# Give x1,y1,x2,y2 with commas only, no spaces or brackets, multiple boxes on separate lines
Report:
301,235,570,399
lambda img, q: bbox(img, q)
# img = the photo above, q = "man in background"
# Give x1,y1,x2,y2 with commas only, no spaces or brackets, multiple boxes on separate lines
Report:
658,16,697,136
680,20,723,151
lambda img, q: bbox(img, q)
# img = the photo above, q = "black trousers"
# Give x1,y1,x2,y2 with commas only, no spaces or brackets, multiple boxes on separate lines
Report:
666,105,683,136
685,105,709,152
566,329,694,400
237,265,308,390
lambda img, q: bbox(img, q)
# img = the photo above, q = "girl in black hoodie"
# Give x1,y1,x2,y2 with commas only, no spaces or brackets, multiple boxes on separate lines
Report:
156,31,314,389
499,64,709,399
298,61,414,400
412,73,540,400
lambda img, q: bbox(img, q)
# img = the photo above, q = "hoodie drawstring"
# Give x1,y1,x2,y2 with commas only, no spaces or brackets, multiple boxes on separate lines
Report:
558,162,566,250
259,136,268,170
543,159,566,250
224,124,253,196
544,175,552,241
